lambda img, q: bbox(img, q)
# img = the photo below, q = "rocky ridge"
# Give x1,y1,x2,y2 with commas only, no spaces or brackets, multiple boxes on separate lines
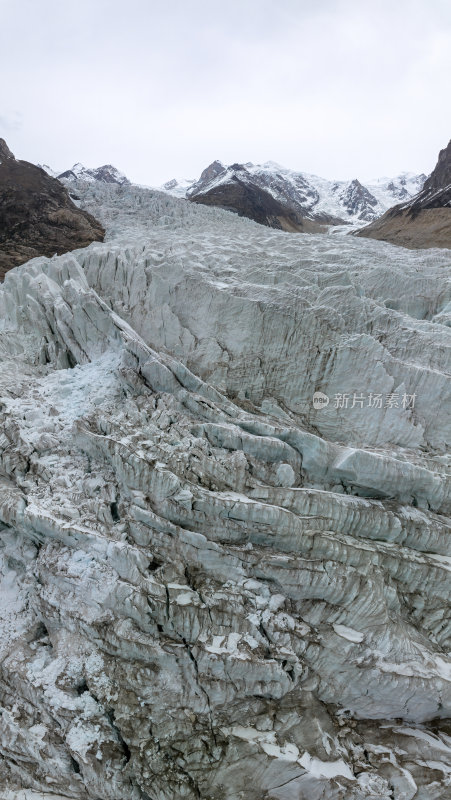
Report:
357,139,451,249
0,180,450,799
0,141,105,278
162,160,426,227
57,163,130,186
189,162,335,233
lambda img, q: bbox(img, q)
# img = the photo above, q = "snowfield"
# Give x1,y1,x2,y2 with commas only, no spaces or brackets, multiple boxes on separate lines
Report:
0,181,450,799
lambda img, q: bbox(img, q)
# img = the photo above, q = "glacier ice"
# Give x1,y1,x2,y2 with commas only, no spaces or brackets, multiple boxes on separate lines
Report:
0,181,450,799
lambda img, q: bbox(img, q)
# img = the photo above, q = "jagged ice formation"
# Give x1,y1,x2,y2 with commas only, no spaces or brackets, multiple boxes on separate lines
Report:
0,181,450,800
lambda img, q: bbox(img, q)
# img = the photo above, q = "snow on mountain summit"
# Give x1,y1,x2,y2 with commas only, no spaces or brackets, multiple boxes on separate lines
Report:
58,162,130,185
161,176,197,198
161,161,427,226
36,156,426,227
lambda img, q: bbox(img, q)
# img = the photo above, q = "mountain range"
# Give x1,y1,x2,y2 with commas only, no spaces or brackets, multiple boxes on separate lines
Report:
162,160,427,229
40,161,130,186
8,139,451,256
42,158,427,231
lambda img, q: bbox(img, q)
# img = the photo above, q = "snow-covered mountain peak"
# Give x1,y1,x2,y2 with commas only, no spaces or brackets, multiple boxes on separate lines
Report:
192,159,227,192
261,159,285,170
37,163,60,177
161,176,197,197
161,160,428,226
58,162,130,185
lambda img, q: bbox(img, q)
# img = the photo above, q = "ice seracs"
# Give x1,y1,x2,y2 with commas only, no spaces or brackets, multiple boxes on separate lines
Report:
0,178,450,799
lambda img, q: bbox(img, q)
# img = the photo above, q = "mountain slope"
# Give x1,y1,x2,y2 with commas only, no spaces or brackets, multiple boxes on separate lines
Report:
0,139,105,278
356,139,451,249
189,163,336,232
162,161,426,228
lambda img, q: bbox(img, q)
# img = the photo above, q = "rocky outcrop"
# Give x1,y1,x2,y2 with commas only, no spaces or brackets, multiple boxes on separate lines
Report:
332,178,378,221
357,140,451,249
162,162,227,200
417,139,451,202
190,159,225,193
0,181,450,799
0,138,15,162
0,140,105,278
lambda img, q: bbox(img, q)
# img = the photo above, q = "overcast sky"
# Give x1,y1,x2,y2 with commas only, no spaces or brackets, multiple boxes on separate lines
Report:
1,0,450,185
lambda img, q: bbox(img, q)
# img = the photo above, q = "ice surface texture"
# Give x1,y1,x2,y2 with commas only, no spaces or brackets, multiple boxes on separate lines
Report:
0,182,450,799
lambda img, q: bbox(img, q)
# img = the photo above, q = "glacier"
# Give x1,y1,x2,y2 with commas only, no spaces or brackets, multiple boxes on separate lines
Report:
0,180,450,800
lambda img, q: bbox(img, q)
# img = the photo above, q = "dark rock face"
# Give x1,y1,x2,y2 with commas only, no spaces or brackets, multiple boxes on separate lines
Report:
189,162,343,231
333,178,378,221
418,140,451,203
0,139,15,162
0,140,105,278
356,140,451,249
190,159,225,193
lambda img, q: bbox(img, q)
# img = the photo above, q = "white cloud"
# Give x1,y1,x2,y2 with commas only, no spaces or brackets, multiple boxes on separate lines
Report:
0,111,23,133
1,0,450,183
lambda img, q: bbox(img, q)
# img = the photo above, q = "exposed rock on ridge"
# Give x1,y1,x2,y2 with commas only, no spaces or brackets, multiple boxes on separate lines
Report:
163,160,426,227
193,158,225,191
334,178,378,220
0,138,15,163
58,163,130,186
190,162,333,232
0,140,105,278
357,139,451,249
417,138,451,203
